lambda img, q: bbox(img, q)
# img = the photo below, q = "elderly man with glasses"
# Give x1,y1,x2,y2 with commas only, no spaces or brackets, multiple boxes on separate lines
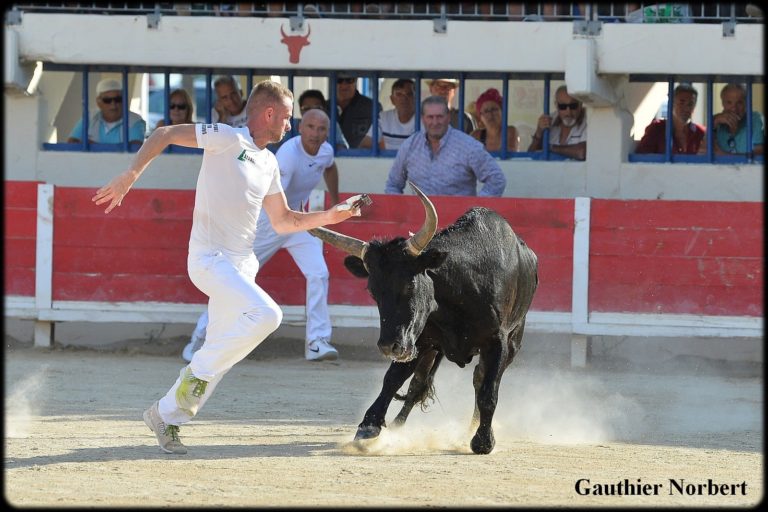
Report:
67,78,147,145
527,85,587,161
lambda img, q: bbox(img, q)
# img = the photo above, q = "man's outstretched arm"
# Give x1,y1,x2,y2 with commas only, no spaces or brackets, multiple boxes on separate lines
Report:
92,124,198,214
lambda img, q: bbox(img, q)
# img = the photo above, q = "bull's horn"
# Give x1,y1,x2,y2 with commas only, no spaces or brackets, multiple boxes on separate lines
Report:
308,227,368,261
404,181,438,256
280,25,287,38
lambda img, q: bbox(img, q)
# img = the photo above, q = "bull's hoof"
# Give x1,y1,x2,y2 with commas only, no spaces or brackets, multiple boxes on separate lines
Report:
354,425,382,441
470,431,495,454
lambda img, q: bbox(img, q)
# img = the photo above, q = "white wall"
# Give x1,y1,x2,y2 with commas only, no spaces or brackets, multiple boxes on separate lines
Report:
4,13,764,201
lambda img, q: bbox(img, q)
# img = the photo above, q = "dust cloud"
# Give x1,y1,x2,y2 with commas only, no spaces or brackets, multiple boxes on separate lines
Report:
4,364,50,438
341,363,646,455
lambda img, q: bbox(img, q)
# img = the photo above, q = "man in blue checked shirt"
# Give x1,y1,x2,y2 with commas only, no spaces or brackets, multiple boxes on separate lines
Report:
385,96,506,197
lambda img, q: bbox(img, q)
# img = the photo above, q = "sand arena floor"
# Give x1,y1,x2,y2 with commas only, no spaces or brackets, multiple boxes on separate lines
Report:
3,343,763,507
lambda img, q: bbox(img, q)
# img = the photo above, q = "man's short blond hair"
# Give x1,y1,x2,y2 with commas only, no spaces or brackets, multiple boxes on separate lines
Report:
246,80,294,116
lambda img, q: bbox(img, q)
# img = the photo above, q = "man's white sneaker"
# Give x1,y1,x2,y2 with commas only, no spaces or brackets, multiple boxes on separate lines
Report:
181,330,205,363
143,401,187,454
305,337,339,361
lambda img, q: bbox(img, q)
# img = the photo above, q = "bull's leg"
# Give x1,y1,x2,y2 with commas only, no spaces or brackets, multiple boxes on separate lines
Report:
355,359,419,440
392,349,443,427
469,340,507,454
470,324,523,430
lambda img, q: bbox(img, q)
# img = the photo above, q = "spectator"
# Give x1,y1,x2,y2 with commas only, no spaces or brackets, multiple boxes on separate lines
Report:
385,95,506,197
359,78,417,150
635,83,705,155
297,89,349,150
427,78,476,134
713,82,764,156
336,73,382,148
183,108,342,363
212,75,248,127
527,85,587,161
155,88,195,129
470,87,519,153
67,78,146,145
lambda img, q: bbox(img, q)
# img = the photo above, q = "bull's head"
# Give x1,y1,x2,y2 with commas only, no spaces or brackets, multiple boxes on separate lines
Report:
309,182,446,363
280,24,311,64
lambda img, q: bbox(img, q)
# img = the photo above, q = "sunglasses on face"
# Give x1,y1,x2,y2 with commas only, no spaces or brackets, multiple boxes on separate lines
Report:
337,78,356,84
557,101,580,111
169,103,188,110
100,96,122,104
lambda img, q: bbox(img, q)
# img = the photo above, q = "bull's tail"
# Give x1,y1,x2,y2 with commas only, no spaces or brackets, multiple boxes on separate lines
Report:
393,378,437,411
394,351,443,411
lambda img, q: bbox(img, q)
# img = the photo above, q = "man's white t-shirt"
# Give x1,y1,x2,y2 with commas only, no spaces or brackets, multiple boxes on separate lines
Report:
365,109,416,150
190,123,283,263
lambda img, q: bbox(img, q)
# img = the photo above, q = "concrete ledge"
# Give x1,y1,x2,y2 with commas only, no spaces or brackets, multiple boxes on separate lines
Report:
4,317,762,377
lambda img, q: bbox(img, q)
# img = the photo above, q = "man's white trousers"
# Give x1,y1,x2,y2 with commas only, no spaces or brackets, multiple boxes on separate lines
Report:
159,250,282,425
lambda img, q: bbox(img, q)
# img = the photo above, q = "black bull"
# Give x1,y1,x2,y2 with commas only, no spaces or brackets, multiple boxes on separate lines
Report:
309,183,538,454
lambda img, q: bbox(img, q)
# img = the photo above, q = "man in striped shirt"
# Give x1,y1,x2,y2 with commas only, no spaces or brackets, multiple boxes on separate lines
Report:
385,96,506,197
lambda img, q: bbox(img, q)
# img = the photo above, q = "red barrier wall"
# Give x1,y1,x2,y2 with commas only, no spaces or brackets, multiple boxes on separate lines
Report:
53,187,205,303
262,194,574,313
589,199,763,316
4,181,39,297
19,184,759,319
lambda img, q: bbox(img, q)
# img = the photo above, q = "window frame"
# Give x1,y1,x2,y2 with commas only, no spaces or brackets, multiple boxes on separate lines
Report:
628,74,764,164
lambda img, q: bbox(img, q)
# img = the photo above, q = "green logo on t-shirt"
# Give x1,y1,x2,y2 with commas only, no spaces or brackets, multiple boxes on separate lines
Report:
237,150,256,165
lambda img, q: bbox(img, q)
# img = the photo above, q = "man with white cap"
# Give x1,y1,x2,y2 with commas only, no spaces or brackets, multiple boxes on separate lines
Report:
427,78,475,134
68,78,147,145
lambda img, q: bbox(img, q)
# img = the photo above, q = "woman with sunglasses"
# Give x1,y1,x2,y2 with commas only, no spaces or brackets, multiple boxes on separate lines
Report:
527,85,587,161
155,88,195,128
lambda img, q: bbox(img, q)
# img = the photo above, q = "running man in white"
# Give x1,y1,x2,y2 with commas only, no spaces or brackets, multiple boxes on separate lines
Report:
92,81,364,455
183,107,342,362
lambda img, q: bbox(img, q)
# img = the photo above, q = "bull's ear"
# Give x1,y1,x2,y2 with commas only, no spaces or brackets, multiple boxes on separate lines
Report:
420,249,447,270
344,256,369,278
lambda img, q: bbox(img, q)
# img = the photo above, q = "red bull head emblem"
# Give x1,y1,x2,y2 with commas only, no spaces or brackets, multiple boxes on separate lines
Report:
280,24,311,64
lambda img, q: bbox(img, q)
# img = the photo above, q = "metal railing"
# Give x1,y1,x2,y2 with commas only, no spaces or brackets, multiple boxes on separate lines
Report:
41,63,764,164
8,3,765,23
